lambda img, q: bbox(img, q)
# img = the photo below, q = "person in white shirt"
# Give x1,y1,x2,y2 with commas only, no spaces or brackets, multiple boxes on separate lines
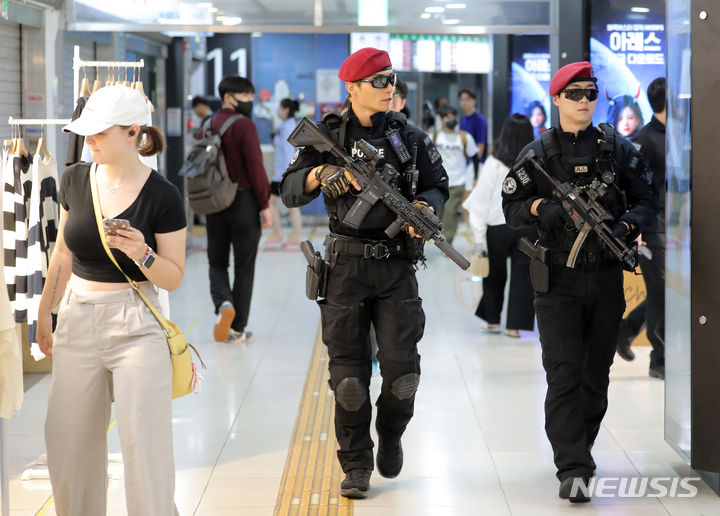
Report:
463,114,537,337
434,107,477,244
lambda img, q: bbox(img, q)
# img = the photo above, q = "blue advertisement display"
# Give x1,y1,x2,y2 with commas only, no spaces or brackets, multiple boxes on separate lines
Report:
590,0,666,138
510,35,551,138
251,33,348,144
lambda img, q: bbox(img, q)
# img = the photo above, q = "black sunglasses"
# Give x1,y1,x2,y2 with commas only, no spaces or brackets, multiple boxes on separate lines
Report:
357,73,397,89
561,88,599,102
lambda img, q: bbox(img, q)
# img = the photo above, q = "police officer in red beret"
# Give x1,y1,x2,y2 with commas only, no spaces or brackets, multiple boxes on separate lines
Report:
280,48,448,499
502,62,658,502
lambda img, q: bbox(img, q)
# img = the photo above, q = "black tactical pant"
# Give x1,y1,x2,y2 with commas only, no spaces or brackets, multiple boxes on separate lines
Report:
533,262,625,481
318,253,425,472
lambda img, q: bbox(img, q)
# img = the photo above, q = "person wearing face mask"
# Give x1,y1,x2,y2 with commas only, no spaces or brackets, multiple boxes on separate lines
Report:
432,106,478,244
207,76,272,344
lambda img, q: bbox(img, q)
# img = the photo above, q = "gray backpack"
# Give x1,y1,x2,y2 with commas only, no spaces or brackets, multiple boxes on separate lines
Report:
179,114,242,215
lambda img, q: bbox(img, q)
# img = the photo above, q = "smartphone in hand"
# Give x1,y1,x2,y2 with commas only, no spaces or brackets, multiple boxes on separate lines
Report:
103,218,131,236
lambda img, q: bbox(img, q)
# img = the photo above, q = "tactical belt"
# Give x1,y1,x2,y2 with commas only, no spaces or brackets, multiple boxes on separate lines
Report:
549,250,617,272
324,234,404,260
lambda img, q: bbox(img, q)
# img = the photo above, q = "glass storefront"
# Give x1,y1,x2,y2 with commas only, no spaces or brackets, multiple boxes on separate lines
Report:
664,0,691,461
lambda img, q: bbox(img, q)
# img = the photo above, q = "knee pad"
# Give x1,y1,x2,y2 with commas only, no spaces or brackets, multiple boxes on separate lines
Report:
335,377,368,412
390,373,420,400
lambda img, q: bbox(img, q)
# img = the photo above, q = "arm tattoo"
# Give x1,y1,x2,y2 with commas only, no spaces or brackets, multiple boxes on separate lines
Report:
50,264,63,306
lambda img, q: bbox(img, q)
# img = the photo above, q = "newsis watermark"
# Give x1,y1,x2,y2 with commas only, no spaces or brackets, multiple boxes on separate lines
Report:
571,476,701,498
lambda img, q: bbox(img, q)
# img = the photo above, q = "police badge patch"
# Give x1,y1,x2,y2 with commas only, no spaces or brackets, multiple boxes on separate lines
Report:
423,135,441,164
289,149,301,165
502,177,518,195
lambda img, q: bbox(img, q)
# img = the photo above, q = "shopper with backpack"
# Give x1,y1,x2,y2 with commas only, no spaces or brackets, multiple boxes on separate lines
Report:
433,106,477,244
207,76,272,344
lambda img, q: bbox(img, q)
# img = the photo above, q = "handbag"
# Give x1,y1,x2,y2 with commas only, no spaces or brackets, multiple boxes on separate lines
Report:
469,247,490,278
89,163,204,398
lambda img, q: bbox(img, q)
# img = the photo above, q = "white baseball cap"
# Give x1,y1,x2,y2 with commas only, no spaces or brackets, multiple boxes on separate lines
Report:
63,85,152,136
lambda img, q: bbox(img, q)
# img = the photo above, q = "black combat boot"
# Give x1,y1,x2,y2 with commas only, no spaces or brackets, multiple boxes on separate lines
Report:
559,476,592,503
616,329,636,361
340,469,372,499
376,435,403,478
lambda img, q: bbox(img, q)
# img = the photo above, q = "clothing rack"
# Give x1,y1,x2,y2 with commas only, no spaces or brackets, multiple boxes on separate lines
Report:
1,116,69,515
8,117,71,125
73,45,145,105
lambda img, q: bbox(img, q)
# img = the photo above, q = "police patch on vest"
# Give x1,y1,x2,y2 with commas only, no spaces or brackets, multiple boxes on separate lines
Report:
423,135,441,164
574,165,589,174
289,149,300,165
515,168,531,186
502,177,517,194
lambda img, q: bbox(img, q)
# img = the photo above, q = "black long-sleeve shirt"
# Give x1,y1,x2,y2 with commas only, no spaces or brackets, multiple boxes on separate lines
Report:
632,116,665,234
502,123,658,255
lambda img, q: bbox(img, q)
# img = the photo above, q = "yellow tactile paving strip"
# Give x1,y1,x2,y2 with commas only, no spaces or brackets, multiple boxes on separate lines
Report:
273,327,353,516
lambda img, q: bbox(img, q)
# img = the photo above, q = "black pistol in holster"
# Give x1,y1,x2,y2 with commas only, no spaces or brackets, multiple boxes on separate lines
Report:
518,237,549,293
301,240,328,301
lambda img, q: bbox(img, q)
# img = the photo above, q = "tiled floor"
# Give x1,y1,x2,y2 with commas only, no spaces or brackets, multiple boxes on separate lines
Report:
2,227,720,515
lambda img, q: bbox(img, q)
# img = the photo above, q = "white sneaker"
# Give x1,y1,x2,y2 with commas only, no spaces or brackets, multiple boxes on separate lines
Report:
227,329,253,344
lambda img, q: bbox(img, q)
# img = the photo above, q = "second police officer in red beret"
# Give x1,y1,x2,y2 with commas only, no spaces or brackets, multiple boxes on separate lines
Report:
280,48,449,499
502,61,658,502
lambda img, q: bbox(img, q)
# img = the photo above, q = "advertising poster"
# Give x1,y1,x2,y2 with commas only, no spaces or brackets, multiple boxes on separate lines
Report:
510,35,551,138
590,0,666,138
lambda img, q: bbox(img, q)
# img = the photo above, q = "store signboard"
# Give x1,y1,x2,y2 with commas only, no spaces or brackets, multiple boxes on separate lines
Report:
510,35,551,137
350,33,490,74
590,0,666,137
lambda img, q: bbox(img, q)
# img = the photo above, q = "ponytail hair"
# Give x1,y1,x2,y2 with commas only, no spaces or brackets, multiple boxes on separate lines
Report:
280,98,300,118
137,126,165,156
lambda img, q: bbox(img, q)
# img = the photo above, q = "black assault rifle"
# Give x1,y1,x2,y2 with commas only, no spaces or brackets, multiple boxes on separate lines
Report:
288,117,470,270
514,150,638,271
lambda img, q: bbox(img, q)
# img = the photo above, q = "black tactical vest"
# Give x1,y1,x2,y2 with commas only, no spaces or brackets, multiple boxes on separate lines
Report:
326,113,410,232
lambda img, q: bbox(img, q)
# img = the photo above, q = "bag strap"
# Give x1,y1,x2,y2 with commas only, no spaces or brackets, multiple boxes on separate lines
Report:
88,163,176,339
216,114,244,137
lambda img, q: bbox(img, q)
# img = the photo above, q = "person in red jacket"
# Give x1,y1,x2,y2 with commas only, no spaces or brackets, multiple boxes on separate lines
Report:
209,75,272,344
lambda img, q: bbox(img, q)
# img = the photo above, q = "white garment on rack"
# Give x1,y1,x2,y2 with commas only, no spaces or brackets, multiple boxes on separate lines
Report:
26,153,59,358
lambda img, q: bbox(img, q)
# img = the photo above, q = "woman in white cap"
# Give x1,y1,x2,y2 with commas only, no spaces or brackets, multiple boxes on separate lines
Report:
36,85,186,515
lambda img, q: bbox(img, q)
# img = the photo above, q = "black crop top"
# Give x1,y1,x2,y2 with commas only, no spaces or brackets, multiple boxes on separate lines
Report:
59,163,186,283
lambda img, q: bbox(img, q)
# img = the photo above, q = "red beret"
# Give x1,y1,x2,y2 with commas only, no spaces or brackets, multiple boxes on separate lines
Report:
338,47,392,82
549,61,597,96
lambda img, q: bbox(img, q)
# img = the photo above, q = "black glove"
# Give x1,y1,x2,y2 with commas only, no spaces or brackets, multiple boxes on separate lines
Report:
315,165,355,198
536,199,569,229
611,220,631,241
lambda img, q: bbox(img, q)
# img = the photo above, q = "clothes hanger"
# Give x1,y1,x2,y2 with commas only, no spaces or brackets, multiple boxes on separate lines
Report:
123,66,130,87
9,123,17,154
35,124,50,160
105,66,113,87
91,66,101,94
80,66,91,97
14,124,28,158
